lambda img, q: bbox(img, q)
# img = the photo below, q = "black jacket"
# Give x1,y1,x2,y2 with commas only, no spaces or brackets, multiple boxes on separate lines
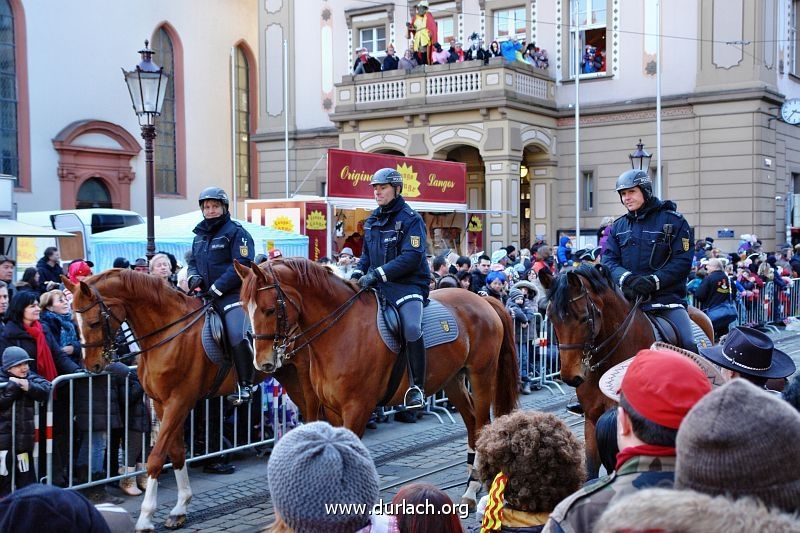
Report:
73,372,122,432
382,54,399,71
603,198,693,310
38,310,82,367
0,320,81,376
188,213,254,306
355,196,431,306
36,258,64,286
696,270,735,310
0,370,51,450
113,367,147,433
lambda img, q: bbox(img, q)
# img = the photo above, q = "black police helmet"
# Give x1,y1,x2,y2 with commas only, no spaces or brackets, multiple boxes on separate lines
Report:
198,187,229,209
615,169,652,202
370,168,404,192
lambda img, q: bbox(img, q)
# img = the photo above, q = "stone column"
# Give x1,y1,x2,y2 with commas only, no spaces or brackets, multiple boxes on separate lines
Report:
529,161,558,244
483,157,520,252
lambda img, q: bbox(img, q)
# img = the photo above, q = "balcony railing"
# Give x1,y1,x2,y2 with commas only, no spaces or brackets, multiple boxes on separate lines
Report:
333,57,555,115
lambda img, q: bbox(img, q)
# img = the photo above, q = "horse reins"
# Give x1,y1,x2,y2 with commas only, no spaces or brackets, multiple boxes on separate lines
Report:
74,284,211,363
251,262,366,360
555,279,642,372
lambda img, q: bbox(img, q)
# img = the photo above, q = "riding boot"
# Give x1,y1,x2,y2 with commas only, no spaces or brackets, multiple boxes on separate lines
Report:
227,340,256,405
404,338,426,409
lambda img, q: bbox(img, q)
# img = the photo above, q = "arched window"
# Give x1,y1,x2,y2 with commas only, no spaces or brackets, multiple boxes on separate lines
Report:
234,46,251,198
0,1,18,184
152,27,177,195
76,178,113,209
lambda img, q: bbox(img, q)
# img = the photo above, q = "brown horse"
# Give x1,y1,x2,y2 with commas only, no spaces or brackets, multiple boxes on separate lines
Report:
63,269,313,532
538,264,713,478
235,258,519,507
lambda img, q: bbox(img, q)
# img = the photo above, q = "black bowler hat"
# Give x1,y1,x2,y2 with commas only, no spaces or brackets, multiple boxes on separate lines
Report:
699,326,796,379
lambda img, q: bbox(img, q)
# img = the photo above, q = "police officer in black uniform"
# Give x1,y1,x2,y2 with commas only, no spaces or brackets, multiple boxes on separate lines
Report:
352,168,431,409
603,169,697,351
187,187,257,404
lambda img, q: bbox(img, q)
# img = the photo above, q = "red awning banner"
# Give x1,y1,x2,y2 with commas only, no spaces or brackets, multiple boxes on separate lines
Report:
327,149,466,204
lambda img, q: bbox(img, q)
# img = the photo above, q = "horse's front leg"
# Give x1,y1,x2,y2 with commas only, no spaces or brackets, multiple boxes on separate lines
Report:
136,476,159,532
165,466,192,529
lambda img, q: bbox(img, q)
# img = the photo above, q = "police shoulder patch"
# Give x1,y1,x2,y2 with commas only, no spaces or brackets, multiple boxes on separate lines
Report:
410,235,421,248
239,246,248,256
682,238,690,252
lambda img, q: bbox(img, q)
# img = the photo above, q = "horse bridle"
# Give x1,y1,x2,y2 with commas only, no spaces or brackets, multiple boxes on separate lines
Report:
554,279,641,372
73,284,210,363
251,262,365,361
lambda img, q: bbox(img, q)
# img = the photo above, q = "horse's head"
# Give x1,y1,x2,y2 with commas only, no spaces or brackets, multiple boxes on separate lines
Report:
62,272,128,374
236,260,302,373
540,265,620,387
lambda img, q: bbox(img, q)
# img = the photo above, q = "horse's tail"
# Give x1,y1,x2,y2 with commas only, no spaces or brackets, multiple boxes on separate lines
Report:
483,296,519,416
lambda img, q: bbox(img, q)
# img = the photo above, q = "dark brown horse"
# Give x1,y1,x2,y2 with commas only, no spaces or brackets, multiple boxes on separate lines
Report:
63,269,313,532
538,265,713,477
236,258,519,507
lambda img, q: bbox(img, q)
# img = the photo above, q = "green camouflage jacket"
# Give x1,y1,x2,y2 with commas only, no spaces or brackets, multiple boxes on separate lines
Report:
543,455,676,533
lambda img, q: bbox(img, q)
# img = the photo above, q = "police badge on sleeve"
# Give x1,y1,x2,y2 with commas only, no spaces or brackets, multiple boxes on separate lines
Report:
682,238,690,252
240,238,249,256
410,236,421,248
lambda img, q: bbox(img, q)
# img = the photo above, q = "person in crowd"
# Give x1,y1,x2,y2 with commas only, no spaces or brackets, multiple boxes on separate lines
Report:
149,253,177,289
465,32,489,64
398,49,418,70
448,41,465,63
602,170,696,352
556,236,572,269
254,253,268,265
581,45,602,73
0,346,52,495
177,250,192,291
479,271,507,303
595,487,800,533
597,216,614,254
39,290,80,366
488,40,501,57
390,484,462,532
112,257,130,269
63,260,93,306
0,281,8,335
532,244,554,275
382,44,399,71
675,379,800,515
503,245,518,266
533,46,549,69
352,168,431,409
574,247,601,265
506,287,535,394
455,255,471,273
436,274,459,289
132,258,149,273
344,222,365,258
405,0,437,65
0,483,117,532
268,248,284,262
266,421,386,533
188,187,256,405
470,254,491,294
499,39,523,64
36,247,63,287
352,47,381,74
15,268,42,296
0,256,16,302
431,42,449,64
335,247,357,280
790,244,800,277
594,408,619,475
545,348,712,533
697,326,795,392
432,255,449,281
455,270,472,291
491,249,509,271
476,410,585,532
523,42,538,65
695,258,737,339
782,374,800,412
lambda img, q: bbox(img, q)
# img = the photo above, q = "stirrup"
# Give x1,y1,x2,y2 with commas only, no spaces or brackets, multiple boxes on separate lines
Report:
226,384,252,406
403,386,425,409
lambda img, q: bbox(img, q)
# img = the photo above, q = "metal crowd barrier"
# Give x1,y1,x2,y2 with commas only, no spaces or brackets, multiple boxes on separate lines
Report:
689,277,800,330
0,370,290,493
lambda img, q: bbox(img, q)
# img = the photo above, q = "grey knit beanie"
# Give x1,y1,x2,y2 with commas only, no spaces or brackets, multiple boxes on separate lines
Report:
267,421,379,533
675,379,800,514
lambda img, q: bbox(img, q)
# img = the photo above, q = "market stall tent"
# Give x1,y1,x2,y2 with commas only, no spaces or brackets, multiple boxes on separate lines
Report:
90,211,308,271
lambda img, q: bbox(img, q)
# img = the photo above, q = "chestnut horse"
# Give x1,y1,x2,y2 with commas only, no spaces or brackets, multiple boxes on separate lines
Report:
538,265,713,478
63,269,314,532
235,258,520,507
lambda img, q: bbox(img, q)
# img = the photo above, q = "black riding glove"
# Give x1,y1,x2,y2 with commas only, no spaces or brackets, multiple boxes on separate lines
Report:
628,274,658,297
358,273,379,288
188,276,204,292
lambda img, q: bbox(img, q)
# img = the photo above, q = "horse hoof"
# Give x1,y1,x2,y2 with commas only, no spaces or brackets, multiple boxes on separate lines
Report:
460,497,476,512
164,514,187,530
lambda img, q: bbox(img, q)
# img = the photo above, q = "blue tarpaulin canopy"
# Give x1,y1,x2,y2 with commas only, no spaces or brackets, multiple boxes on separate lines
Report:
90,211,308,271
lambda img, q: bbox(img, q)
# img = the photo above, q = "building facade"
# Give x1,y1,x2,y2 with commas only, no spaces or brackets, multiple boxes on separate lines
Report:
256,0,800,253
9,0,258,219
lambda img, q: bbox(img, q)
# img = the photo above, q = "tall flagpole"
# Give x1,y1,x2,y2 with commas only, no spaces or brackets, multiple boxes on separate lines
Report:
574,0,581,246
655,0,662,197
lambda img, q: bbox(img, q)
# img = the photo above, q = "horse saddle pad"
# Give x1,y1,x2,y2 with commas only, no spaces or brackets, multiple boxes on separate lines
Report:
201,307,228,366
646,312,711,350
375,294,459,353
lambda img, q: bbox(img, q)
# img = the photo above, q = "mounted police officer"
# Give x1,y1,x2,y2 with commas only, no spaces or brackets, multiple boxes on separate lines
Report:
352,168,431,409
187,187,256,404
602,170,696,351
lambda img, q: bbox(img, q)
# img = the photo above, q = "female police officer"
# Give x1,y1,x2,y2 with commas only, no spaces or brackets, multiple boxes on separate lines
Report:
187,187,256,404
602,169,697,352
352,168,431,409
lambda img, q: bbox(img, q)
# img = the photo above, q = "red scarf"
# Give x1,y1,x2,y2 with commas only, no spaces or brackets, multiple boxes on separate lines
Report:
615,444,675,471
23,321,58,382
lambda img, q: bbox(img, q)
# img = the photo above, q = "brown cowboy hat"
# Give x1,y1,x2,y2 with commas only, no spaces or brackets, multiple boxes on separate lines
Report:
698,326,796,379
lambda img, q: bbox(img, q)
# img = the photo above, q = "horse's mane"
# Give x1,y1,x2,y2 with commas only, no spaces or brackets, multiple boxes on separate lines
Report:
89,268,199,310
547,264,616,317
240,258,358,305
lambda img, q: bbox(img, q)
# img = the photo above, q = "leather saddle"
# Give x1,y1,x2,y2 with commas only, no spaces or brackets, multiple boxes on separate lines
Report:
201,306,230,366
646,312,681,347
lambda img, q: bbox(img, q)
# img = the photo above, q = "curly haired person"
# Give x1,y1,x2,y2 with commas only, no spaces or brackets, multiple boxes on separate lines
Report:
475,410,585,532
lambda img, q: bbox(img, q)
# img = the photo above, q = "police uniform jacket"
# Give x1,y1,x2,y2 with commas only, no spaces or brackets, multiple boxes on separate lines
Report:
355,196,430,307
602,198,693,311
188,213,254,307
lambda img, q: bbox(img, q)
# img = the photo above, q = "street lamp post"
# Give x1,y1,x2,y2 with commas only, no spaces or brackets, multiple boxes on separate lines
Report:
629,139,653,174
122,41,169,261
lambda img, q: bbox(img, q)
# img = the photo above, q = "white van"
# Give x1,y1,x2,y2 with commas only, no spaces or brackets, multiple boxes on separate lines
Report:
17,208,144,265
